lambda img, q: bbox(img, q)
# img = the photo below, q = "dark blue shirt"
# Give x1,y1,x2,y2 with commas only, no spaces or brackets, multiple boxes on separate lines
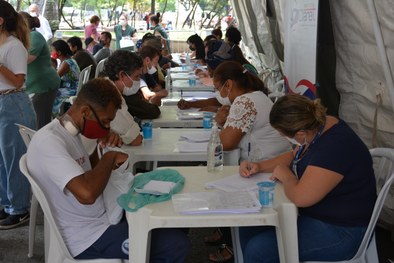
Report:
297,120,376,227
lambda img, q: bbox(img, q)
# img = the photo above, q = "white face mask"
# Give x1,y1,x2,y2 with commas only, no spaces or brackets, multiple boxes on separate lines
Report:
61,114,79,136
147,66,157,74
29,12,38,17
285,137,302,146
119,20,127,26
122,74,141,96
215,81,231,106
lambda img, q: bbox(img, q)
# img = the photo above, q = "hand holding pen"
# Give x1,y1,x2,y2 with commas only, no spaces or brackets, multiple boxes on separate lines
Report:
239,160,259,178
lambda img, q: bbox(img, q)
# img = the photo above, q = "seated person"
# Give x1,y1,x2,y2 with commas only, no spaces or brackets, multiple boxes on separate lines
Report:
186,34,205,64
211,27,223,39
84,37,97,55
51,39,80,115
113,50,161,120
26,78,191,261
67,36,96,80
213,61,290,161
239,94,376,263
139,45,169,103
100,51,143,146
141,33,178,69
94,31,113,63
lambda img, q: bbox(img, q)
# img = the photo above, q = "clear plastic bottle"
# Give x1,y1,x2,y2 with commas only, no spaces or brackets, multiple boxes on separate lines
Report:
165,68,171,90
185,52,191,66
207,122,223,172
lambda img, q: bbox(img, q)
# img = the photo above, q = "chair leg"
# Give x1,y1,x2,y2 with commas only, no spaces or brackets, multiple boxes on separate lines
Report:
28,194,39,258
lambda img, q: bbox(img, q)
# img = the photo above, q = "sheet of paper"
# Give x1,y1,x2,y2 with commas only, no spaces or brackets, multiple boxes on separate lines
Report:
179,131,212,143
174,141,208,152
172,191,261,214
205,173,272,192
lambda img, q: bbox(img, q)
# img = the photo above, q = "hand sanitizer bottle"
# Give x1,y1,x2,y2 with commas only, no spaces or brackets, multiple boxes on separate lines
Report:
207,122,223,172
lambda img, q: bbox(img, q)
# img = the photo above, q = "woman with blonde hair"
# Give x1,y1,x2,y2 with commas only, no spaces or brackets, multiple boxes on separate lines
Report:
0,0,37,229
239,94,376,262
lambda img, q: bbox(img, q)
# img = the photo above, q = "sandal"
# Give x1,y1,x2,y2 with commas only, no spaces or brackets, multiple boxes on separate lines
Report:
204,228,225,245
208,244,234,263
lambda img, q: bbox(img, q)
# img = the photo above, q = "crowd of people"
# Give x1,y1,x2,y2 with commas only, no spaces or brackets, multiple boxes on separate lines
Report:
0,1,377,263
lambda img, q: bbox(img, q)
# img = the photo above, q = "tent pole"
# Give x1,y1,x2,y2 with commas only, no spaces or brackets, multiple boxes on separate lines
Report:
367,0,394,111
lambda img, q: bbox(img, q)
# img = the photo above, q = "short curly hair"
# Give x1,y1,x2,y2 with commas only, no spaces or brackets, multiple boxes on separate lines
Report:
102,50,143,81
75,78,122,110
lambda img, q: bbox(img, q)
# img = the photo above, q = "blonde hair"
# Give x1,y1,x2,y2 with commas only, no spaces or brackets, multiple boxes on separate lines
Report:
269,94,326,136
0,2,30,49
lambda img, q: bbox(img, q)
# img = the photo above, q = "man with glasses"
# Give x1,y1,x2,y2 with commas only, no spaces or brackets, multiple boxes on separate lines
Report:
26,78,191,261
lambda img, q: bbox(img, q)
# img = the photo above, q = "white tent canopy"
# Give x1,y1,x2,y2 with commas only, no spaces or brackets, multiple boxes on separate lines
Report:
231,0,394,150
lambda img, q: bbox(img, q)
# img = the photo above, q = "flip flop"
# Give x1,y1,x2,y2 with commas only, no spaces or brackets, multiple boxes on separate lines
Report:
208,243,234,263
204,228,225,246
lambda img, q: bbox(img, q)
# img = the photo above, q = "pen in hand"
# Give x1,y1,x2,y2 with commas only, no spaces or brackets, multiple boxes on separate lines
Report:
180,90,183,100
247,142,252,172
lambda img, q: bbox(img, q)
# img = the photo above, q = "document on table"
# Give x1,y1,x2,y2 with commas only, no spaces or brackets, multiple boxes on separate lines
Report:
205,173,272,192
172,191,261,214
177,111,204,120
179,131,211,142
174,141,208,152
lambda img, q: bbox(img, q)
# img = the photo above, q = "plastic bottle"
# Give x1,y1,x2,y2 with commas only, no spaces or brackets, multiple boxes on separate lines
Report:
165,68,171,90
185,52,191,66
207,122,223,172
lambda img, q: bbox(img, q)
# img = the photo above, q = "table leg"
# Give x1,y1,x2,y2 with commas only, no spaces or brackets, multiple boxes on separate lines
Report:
128,210,152,263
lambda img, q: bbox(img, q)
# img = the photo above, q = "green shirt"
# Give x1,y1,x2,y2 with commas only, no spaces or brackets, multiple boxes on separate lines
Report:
26,31,60,94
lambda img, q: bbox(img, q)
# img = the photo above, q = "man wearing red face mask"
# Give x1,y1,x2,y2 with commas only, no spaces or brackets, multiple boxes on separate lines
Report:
26,78,191,261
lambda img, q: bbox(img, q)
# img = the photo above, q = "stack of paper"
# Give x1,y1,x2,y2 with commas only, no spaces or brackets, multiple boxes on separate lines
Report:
205,173,272,192
179,131,211,142
172,191,261,214
174,142,208,152
177,111,204,120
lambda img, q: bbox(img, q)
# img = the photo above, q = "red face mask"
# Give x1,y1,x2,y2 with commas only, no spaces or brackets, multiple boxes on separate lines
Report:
82,106,110,139
51,51,59,59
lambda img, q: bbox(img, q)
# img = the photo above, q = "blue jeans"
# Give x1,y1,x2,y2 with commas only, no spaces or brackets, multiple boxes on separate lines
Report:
240,216,366,263
75,218,192,262
0,92,36,215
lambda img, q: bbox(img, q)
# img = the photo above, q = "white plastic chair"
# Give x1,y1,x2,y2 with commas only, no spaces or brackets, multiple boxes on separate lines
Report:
302,147,394,263
15,123,37,258
19,155,126,263
95,58,107,78
77,65,92,94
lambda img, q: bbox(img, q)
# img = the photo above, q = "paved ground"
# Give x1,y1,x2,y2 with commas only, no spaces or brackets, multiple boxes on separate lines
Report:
1,206,393,263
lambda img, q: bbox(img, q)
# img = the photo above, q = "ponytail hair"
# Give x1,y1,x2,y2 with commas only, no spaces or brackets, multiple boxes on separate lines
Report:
150,13,160,24
213,61,269,95
0,1,30,49
19,11,41,30
269,94,327,136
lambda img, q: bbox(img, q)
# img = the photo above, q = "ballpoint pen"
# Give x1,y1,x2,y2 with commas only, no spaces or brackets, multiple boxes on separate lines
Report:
181,90,183,100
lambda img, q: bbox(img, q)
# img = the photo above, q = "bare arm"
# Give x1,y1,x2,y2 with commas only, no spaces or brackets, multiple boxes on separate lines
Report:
66,151,128,204
177,97,221,110
0,66,25,89
57,61,70,77
271,164,343,207
239,151,294,177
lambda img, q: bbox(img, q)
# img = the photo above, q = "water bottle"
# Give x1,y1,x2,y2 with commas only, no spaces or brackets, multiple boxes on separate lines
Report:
207,122,223,172
185,52,191,66
165,68,171,90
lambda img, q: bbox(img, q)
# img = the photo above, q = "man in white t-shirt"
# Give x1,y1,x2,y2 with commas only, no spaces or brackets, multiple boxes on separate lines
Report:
26,78,191,260
29,4,52,42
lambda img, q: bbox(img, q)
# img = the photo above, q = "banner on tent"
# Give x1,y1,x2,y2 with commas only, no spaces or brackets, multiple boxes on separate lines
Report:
284,0,319,99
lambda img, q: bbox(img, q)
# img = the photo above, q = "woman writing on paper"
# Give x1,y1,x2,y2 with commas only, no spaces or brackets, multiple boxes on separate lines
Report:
239,94,376,263
213,61,289,162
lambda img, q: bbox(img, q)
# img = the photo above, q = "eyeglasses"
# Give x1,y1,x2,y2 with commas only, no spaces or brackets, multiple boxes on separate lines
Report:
88,105,109,130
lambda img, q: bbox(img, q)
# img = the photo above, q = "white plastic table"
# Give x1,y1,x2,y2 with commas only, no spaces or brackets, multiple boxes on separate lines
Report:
122,128,240,171
125,166,298,263
171,79,215,92
146,106,204,128
161,91,216,106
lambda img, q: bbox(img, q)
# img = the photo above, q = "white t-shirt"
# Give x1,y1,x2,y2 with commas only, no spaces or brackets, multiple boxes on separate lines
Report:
0,35,27,91
111,97,141,144
26,119,110,257
224,91,291,161
36,16,53,41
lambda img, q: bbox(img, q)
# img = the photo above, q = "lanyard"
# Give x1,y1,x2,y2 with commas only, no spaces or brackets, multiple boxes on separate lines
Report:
291,125,324,178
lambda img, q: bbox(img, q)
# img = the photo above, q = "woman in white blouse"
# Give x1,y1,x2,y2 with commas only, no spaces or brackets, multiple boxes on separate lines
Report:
214,61,290,161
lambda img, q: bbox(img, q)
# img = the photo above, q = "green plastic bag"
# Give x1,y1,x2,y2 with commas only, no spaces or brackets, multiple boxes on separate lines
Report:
117,168,185,212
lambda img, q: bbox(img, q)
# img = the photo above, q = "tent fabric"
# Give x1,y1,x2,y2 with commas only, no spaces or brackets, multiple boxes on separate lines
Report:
231,0,394,149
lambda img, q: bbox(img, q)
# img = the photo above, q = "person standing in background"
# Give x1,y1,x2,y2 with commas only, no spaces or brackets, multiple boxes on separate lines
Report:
21,11,60,129
0,0,37,229
114,14,137,51
150,13,171,54
28,3,52,42
84,15,100,41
